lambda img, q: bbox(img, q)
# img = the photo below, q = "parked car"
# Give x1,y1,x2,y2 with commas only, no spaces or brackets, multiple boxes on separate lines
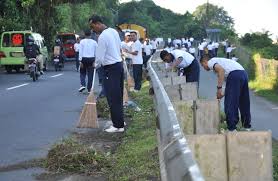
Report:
0,31,49,73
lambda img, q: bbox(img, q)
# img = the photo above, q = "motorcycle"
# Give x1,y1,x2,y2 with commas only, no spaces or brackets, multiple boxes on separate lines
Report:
27,58,40,82
53,55,63,71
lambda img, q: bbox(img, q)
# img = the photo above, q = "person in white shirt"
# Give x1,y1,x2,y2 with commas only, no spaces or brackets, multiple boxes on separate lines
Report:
198,43,204,57
150,39,157,54
189,37,194,43
90,15,124,133
78,29,98,93
74,37,80,71
121,32,133,72
125,31,143,91
189,46,196,57
213,41,219,57
200,55,252,132
226,44,236,59
143,39,152,68
207,42,214,58
160,49,200,84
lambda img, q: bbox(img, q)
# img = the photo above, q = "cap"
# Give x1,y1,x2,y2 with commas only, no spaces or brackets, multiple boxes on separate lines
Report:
125,32,130,36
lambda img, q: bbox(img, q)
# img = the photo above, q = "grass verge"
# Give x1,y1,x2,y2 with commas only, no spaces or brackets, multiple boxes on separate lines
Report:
43,81,160,180
107,81,160,180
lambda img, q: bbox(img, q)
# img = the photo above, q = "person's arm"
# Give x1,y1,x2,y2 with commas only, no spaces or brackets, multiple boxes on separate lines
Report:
213,64,225,99
79,42,83,61
167,57,182,70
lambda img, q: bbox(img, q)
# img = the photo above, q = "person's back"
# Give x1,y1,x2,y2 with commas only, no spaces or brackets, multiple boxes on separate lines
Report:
24,44,39,59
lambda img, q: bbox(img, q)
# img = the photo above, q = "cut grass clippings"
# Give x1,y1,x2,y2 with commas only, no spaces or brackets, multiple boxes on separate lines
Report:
44,137,110,175
108,81,160,180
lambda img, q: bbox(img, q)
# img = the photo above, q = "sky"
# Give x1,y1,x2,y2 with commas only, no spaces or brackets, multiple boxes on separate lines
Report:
119,0,278,40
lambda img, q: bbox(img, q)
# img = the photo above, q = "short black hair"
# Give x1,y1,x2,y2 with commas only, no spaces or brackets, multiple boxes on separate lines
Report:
89,15,103,24
200,54,210,62
84,29,91,37
130,31,137,35
160,50,169,60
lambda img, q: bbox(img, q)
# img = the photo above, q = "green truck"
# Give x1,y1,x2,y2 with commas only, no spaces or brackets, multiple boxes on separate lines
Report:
0,31,49,73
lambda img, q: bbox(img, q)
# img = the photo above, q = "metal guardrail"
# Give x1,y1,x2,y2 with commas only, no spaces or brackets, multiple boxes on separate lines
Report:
147,53,204,181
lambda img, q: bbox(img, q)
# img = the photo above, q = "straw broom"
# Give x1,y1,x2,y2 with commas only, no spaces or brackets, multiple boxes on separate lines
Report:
123,60,134,90
77,68,99,128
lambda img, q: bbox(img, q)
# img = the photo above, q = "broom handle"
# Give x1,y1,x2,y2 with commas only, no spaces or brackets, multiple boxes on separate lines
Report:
124,60,131,77
91,67,96,91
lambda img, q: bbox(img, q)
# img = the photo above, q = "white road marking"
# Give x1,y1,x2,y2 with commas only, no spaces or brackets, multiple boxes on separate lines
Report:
50,73,63,78
6,83,29,90
272,107,278,110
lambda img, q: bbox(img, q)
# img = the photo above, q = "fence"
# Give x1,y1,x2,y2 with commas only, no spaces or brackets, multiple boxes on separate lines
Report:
148,51,273,181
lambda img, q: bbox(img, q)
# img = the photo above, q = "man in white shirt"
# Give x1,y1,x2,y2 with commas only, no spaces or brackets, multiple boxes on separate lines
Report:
198,43,204,57
200,55,252,132
78,29,98,93
121,32,133,72
213,41,219,57
189,46,196,57
150,39,157,54
143,39,152,68
90,15,124,133
226,45,236,59
160,49,200,84
125,31,143,91
74,37,80,71
207,42,214,58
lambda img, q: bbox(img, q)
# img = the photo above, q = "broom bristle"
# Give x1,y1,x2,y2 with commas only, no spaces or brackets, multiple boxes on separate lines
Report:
123,86,129,104
77,92,99,128
127,76,134,90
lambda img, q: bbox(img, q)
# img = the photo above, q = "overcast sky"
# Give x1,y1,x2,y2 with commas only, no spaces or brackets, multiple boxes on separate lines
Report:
119,0,278,40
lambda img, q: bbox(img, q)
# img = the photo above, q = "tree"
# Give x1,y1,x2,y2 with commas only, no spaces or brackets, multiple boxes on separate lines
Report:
193,3,234,30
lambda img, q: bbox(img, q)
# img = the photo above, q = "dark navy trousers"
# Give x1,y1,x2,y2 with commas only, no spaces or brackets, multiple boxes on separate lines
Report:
184,59,200,84
103,62,124,128
133,64,143,90
224,70,251,130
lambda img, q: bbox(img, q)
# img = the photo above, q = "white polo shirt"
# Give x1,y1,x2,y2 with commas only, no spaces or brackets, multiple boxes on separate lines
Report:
144,44,152,56
226,47,236,53
96,28,122,66
79,38,98,60
189,47,196,53
208,58,244,77
214,42,219,48
198,44,204,50
121,41,132,59
74,43,80,52
151,40,157,49
207,44,213,50
172,49,195,69
131,40,143,64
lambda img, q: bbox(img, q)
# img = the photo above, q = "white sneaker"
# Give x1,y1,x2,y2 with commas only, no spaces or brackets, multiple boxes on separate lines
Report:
78,86,86,92
104,125,124,133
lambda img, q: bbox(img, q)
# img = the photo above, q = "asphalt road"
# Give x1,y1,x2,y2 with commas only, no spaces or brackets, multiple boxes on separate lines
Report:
0,62,100,180
199,65,278,139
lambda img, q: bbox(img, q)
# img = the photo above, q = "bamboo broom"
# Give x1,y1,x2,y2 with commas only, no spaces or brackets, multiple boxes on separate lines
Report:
77,68,99,128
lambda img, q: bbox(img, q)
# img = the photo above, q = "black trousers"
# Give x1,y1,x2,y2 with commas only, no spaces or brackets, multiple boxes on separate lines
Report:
103,62,124,128
184,59,200,83
133,64,143,90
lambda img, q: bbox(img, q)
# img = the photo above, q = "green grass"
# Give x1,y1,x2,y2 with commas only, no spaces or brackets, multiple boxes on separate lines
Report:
107,81,160,180
273,139,278,181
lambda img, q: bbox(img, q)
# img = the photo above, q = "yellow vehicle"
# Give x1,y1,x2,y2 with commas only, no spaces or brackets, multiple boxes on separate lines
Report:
119,24,147,40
